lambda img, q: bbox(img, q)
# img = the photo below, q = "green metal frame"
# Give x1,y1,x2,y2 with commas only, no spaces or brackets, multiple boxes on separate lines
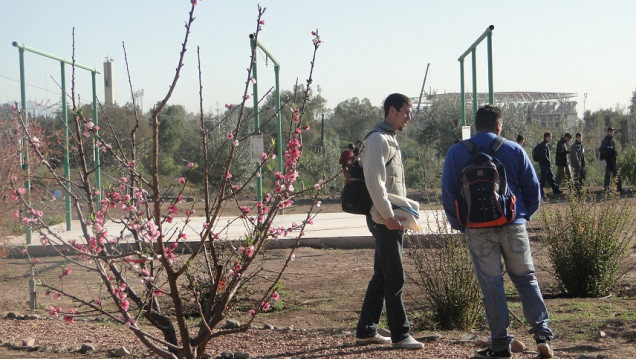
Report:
12,41,101,242
249,34,281,203
458,25,495,129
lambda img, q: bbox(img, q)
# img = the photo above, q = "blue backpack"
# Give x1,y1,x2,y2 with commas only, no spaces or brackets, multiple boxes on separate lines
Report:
455,137,517,228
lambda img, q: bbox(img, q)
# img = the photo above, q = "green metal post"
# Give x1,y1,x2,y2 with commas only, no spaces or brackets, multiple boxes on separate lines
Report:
457,25,495,131
471,50,478,128
250,36,262,202
92,71,101,203
487,32,494,105
13,41,100,235
460,60,465,127
274,65,282,175
60,62,71,230
18,47,31,244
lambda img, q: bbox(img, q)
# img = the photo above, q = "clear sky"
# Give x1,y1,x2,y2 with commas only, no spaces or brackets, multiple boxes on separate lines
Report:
1,0,635,117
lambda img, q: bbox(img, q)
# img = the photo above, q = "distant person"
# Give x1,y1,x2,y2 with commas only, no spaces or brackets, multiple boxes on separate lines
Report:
555,133,572,186
516,134,525,146
355,93,423,350
339,143,355,181
599,127,623,193
570,133,586,191
442,105,555,359
537,132,563,197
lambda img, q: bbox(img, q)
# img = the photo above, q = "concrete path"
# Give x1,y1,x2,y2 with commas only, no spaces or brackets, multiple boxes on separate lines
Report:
7,209,448,256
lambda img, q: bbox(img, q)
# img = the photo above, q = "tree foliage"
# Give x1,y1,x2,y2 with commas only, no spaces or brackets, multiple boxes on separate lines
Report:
330,97,382,143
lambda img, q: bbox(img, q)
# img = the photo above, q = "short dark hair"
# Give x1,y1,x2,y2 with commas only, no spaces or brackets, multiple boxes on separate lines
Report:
575,132,582,138
383,93,412,117
564,133,572,139
475,105,502,132
544,132,552,140
347,143,354,150
516,134,525,142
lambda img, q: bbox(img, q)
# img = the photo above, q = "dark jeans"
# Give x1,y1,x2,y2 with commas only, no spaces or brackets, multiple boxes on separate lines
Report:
539,164,559,194
604,161,622,191
356,215,410,343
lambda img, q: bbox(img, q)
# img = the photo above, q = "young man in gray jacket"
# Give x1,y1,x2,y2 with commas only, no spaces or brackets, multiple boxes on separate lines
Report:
355,93,423,350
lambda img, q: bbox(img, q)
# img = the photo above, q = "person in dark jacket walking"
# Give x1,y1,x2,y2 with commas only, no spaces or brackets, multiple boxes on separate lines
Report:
537,132,563,197
570,133,586,191
555,133,572,186
599,127,622,192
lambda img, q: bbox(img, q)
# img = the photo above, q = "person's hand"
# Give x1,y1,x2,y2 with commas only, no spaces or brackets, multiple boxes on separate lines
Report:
385,217,403,231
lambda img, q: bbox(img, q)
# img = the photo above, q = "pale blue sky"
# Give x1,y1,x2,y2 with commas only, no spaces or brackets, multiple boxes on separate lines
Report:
1,0,635,116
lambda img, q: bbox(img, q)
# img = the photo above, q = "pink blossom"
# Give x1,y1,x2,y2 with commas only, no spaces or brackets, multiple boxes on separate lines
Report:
227,133,233,139
226,172,233,179
259,20,265,25
308,218,314,225
13,210,19,219
249,309,256,317
240,206,250,214
188,162,194,169
246,245,255,258
316,201,322,207
48,306,61,318
225,103,233,109
273,291,280,301
250,77,256,84
233,139,239,147
178,177,185,184
127,160,135,168
191,0,197,5
262,302,270,311
33,258,41,264
291,254,296,261
121,299,130,311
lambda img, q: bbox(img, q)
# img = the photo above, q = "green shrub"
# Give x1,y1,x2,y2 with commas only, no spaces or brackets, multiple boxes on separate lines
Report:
407,212,482,330
539,191,634,297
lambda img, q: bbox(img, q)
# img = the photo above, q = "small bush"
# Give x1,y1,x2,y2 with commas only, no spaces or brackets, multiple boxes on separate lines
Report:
407,212,481,330
539,190,635,297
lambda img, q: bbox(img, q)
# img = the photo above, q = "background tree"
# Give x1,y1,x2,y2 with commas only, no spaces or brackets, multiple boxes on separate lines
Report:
330,97,382,144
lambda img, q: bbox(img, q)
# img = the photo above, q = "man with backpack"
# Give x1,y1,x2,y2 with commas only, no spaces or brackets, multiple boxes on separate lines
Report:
442,105,555,359
534,132,563,197
355,93,423,350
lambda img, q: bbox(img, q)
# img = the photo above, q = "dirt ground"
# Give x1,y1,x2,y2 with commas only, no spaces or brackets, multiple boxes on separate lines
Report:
0,192,634,358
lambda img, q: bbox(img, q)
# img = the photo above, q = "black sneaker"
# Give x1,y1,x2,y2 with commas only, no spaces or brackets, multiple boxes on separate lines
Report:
536,336,554,358
474,348,511,358
553,189,563,195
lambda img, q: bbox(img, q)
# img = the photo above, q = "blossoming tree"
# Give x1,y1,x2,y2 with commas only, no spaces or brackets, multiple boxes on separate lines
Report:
12,3,329,359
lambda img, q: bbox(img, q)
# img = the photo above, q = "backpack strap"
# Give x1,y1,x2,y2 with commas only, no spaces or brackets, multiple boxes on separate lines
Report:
361,129,397,168
461,136,505,156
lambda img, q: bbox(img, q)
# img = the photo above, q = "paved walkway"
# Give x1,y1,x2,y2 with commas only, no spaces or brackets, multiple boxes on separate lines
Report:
7,210,448,256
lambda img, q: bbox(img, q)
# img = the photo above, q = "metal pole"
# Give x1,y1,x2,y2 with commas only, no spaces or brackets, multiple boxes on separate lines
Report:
250,36,262,202
60,62,71,230
18,47,32,245
92,71,101,204
460,60,466,127
487,32,494,105
472,50,478,128
415,63,431,120
274,65,282,176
